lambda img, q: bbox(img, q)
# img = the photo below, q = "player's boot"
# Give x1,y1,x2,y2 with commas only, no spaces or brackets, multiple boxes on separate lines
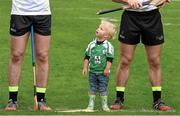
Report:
5,99,18,111
85,100,95,112
102,104,110,112
153,99,172,111
110,99,123,110
85,95,95,112
86,105,94,112
101,96,110,112
38,99,52,111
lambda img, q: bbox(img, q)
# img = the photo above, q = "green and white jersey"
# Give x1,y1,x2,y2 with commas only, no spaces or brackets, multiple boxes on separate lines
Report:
85,40,114,74
11,0,51,15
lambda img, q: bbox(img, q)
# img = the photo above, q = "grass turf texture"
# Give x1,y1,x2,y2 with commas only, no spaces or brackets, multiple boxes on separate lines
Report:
0,0,180,115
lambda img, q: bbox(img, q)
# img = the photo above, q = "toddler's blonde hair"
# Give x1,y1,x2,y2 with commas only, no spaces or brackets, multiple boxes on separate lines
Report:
101,20,116,39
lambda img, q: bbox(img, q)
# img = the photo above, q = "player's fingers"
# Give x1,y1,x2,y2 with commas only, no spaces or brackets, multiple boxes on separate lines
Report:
131,2,140,9
138,2,142,7
130,4,135,9
104,72,109,77
135,3,142,9
167,0,171,3
106,73,109,77
82,70,85,75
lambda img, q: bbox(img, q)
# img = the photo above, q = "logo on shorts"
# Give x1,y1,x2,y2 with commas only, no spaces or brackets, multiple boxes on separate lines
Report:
10,28,17,32
120,34,125,39
156,35,163,40
120,31,125,39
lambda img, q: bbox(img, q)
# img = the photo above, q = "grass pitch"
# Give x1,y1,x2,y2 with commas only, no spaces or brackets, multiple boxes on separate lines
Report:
0,0,180,115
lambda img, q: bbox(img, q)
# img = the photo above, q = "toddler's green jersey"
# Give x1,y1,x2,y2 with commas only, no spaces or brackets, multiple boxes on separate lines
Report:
85,40,114,73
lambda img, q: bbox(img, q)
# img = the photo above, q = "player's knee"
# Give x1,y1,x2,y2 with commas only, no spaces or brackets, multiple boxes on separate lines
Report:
148,57,160,69
36,52,48,63
11,51,24,63
120,56,132,69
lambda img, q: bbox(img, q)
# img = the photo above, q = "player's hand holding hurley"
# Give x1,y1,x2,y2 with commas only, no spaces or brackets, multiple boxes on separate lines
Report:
127,0,142,9
151,0,171,8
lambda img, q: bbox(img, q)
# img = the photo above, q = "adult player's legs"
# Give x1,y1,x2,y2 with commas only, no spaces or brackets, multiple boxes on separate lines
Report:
34,33,51,111
5,33,29,110
116,43,136,86
145,45,162,86
145,45,171,111
111,43,136,110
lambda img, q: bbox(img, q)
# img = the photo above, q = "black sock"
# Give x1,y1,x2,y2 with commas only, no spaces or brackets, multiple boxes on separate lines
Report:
153,91,161,103
116,91,124,103
9,92,18,101
37,92,45,102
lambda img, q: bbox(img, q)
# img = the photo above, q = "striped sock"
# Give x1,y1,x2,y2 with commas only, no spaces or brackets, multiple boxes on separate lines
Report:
36,87,46,102
101,96,108,107
116,86,125,103
152,86,162,103
9,86,18,101
88,95,96,108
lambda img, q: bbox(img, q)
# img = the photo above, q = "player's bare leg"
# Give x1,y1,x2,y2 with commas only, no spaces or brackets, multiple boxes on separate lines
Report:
111,43,136,110
35,33,51,111
5,33,29,110
145,45,171,111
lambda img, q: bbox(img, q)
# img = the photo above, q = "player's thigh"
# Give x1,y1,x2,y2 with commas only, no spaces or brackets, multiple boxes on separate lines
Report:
120,43,137,61
145,44,162,62
11,33,29,55
34,34,51,56
33,15,51,55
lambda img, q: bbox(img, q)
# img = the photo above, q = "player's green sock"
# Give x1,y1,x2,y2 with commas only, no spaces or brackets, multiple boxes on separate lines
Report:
87,95,95,109
101,96,109,110
9,86,18,102
36,87,46,102
116,86,125,103
152,86,161,103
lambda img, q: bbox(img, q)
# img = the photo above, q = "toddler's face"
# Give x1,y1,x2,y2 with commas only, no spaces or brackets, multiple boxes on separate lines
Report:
95,23,109,40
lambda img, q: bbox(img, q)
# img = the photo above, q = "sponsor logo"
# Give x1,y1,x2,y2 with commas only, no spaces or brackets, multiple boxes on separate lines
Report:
10,28,16,32
120,34,125,39
156,35,163,40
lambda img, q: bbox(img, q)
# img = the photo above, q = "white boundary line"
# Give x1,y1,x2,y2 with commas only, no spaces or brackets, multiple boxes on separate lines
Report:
54,108,176,113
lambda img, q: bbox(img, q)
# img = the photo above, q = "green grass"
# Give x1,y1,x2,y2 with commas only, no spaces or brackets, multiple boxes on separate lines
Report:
0,0,180,115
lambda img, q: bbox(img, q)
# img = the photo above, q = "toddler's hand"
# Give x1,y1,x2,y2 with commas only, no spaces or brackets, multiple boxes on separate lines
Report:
82,68,88,75
104,68,110,77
